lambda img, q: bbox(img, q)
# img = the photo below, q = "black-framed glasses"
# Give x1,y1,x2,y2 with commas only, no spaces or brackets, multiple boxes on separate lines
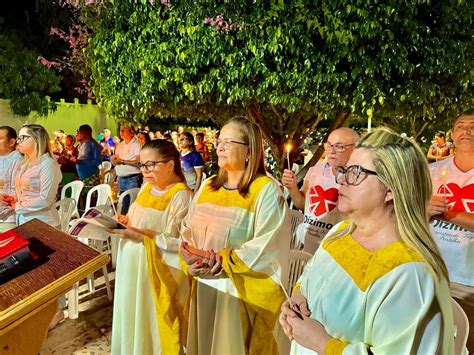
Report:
335,165,378,186
324,142,355,153
16,135,31,144
135,160,169,172
216,139,249,150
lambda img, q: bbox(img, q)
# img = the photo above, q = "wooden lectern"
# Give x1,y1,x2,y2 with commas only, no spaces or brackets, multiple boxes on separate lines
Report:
0,219,109,355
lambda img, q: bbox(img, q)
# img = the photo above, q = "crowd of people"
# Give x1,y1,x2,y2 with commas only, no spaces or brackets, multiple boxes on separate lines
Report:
48,125,218,192
0,112,472,354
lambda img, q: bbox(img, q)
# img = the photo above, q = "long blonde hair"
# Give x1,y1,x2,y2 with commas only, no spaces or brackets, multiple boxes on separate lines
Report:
20,124,54,161
331,127,449,281
210,116,266,197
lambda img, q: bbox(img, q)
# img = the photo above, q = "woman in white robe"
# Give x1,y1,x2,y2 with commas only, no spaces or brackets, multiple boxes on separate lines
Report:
180,117,290,355
111,139,193,355
280,128,455,354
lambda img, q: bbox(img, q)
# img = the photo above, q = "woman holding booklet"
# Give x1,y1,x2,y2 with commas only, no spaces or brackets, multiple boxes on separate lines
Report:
179,117,290,355
110,139,193,355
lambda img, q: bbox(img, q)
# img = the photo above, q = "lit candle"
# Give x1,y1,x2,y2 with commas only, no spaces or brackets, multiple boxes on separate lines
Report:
285,143,292,171
108,191,118,217
439,168,448,202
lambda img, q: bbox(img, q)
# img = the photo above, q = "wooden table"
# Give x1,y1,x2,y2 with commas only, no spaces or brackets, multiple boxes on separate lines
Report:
0,219,109,355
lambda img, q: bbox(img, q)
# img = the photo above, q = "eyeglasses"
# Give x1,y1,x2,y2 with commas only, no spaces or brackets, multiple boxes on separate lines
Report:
135,160,169,172
324,142,355,153
335,165,378,186
454,124,472,133
16,135,31,144
216,139,249,150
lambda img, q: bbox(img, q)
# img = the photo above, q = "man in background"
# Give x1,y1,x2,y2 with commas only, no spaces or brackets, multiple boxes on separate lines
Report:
111,125,142,213
72,124,102,186
282,127,359,253
428,112,474,287
0,126,22,232
428,112,474,351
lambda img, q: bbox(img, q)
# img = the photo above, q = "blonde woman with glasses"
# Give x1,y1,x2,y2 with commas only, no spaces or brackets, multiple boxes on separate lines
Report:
180,116,290,355
14,124,64,329
14,124,62,227
280,127,454,354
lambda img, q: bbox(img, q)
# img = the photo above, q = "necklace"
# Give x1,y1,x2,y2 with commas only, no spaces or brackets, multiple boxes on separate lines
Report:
223,184,239,191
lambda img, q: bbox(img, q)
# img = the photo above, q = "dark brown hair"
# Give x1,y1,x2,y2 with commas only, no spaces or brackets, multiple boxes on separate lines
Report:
0,126,17,140
181,132,195,150
141,139,185,182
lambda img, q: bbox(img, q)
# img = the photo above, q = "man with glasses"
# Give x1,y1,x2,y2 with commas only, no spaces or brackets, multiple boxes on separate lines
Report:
282,127,359,253
0,126,21,232
428,112,474,290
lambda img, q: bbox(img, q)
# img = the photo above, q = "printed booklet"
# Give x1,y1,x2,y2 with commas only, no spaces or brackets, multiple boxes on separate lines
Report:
69,207,127,240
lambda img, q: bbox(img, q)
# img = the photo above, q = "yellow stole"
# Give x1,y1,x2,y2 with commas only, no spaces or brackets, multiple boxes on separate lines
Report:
220,248,285,355
142,182,190,354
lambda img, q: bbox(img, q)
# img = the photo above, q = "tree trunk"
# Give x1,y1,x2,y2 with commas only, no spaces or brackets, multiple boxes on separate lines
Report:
246,104,350,180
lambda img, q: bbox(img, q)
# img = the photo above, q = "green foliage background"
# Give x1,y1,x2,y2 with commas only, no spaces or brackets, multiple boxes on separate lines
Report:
80,0,472,171
0,17,60,116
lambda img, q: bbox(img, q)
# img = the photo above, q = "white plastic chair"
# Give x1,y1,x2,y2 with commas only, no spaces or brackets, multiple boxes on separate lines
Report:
54,198,76,232
79,203,114,293
289,209,304,250
450,282,474,307
94,204,115,216
116,187,140,215
102,169,116,185
287,250,312,295
452,298,469,355
100,161,112,171
110,187,141,268
60,180,84,219
84,183,112,213
66,216,113,319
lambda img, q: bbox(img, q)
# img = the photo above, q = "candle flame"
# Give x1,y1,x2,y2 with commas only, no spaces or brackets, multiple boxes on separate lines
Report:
439,168,448,180
285,143,292,152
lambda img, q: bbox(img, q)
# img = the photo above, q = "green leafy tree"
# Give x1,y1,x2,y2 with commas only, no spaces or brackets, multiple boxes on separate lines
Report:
0,21,61,116
80,0,472,175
